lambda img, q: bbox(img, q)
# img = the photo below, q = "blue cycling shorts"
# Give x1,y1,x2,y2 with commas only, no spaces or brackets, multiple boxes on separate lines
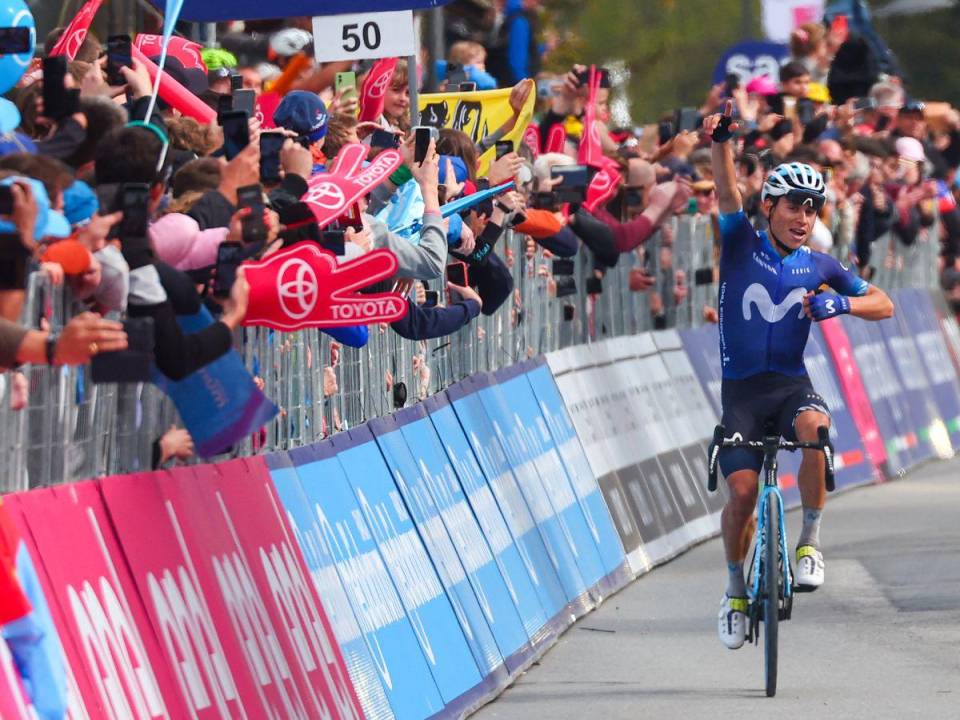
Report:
719,372,830,476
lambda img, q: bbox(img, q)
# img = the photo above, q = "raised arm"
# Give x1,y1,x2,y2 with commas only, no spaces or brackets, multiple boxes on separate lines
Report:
703,100,742,214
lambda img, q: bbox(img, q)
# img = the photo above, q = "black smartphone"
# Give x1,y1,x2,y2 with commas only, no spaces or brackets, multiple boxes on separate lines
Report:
119,183,150,239
414,126,438,164
575,68,590,87
555,275,577,298
0,27,31,54
237,184,266,244
459,82,477,92
552,258,574,275
370,129,401,149
446,63,468,87
585,276,603,295
658,120,674,145
424,290,439,307
653,314,668,330
106,35,132,87
562,303,575,321
446,261,469,287
674,107,700,133
495,140,513,160
724,72,740,97
0,185,12,215
42,56,69,120
321,228,346,256
532,191,559,212
552,165,590,204
259,132,285,184
232,89,256,117
797,98,815,126
853,97,877,112
221,111,250,160
694,267,714,286
230,73,243,92
213,241,244,298
216,93,232,121
90,317,155,384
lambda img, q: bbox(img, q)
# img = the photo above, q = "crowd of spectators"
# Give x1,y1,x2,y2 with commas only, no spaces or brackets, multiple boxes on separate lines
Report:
0,9,957,465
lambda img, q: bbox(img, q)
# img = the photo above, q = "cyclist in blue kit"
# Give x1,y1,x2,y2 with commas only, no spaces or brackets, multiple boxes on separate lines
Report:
704,102,894,650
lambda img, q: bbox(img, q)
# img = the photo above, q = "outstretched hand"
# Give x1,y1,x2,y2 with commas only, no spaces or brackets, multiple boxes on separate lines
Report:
703,100,740,143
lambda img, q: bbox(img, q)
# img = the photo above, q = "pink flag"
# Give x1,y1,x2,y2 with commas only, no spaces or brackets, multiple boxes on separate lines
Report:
134,34,206,72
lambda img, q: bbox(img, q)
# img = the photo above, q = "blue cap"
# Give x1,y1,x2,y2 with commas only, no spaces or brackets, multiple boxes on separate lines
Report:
63,180,99,227
438,155,469,186
0,177,71,241
274,91,328,143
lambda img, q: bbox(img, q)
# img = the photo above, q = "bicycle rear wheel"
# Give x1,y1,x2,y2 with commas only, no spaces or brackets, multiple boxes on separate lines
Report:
763,493,781,697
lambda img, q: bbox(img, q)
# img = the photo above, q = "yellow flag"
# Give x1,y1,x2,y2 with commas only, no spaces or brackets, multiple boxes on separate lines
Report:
417,80,536,176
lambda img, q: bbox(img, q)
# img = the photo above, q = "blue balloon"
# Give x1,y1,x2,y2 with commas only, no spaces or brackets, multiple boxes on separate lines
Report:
0,0,34,95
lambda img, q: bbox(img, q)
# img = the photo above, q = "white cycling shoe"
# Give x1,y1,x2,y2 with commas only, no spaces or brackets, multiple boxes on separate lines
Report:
795,545,825,591
718,594,748,649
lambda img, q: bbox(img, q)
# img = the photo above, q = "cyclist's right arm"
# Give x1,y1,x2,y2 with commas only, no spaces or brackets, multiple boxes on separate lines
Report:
704,100,742,215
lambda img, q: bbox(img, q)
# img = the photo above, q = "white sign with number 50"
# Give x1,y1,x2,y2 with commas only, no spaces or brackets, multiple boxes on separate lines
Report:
312,10,416,62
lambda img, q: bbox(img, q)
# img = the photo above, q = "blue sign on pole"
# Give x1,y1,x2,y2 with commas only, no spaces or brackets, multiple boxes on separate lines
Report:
712,40,789,85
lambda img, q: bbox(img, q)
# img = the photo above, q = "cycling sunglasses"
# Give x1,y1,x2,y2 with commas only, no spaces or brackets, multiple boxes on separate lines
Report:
782,189,825,212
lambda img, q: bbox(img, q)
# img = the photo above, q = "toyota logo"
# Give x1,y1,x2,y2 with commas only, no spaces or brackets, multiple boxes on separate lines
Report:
277,258,318,320
304,182,346,211
368,70,392,99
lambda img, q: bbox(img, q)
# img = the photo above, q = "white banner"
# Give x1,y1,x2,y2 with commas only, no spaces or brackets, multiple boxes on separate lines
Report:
761,0,825,43
312,10,415,62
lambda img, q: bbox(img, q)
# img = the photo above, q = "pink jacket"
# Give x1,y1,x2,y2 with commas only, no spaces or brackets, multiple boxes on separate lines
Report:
150,213,229,271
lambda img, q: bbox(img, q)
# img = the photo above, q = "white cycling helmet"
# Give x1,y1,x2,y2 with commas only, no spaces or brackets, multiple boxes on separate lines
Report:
761,162,826,205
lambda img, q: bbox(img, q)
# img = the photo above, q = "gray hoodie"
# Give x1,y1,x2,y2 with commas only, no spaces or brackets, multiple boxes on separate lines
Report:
365,210,447,280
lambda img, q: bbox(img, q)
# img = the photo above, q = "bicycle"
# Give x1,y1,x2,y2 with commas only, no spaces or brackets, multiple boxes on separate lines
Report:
707,423,836,697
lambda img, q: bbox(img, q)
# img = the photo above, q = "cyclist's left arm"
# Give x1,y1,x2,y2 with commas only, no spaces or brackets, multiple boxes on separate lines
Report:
804,254,895,322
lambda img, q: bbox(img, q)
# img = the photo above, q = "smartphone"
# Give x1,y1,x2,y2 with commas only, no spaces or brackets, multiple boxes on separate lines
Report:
90,317,155,383
495,140,513,160
446,63,468,88
216,93,232,121
237,184,266,244
562,303,575,321
658,120,674,145
42,56,69,120
414,126,439,164
0,27,31,54
575,68,590,87
552,258,574,275
532,190,559,211
370,129,401,149
552,164,590,204
259,132,285,184
694,267,714,286
230,73,243,92
221,110,250,160
232,89,255,117
724,72,740,97
446,261,469,287
335,70,357,109
459,82,477,92
0,186,12,215
321,228,346,256
119,183,150,239
106,35,132,87
674,107,700,133
853,97,877,112
213,241,244,298
555,275,577,298
585,276,603,295
782,95,797,120
424,290,439,307
797,97,815,125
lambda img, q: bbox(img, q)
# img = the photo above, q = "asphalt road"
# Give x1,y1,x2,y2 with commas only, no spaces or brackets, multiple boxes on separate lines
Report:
473,459,960,720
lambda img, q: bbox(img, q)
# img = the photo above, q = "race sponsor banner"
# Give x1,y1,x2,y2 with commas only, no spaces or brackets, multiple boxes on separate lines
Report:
9,483,185,719
267,452,395,720
283,440,445,720
368,412,507,688
209,458,365,720
711,39,789,84
328,428,487,711
242,242,407,330
418,81,536,176
837,315,914,473
446,378,576,624
523,359,631,593
423,393,556,648
925,290,960,444
892,289,960,453
485,366,607,598
98,469,284,718
805,324,877,488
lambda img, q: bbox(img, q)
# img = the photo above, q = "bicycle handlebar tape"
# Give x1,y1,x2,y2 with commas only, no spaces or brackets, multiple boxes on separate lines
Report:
711,115,735,144
707,424,725,492
817,426,836,492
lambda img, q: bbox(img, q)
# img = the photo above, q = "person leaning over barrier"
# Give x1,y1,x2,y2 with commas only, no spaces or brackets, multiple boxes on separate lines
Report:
0,312,126,370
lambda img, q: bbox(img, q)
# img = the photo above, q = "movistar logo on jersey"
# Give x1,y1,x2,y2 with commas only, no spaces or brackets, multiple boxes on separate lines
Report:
742,283,807,323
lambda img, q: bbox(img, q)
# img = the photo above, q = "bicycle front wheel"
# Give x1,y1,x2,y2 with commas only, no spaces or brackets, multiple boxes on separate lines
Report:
763,492,781,697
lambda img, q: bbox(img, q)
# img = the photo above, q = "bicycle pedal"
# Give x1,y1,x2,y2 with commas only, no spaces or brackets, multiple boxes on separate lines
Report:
794,583,819,594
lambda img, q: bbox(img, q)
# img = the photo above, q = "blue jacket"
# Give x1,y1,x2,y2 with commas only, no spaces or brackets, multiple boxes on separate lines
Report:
391,298,480,340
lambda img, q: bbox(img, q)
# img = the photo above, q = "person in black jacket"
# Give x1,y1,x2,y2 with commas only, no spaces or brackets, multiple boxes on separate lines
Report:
391,281,482,341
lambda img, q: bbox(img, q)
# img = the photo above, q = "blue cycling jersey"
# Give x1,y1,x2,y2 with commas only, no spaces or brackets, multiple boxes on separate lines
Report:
718,210,869,380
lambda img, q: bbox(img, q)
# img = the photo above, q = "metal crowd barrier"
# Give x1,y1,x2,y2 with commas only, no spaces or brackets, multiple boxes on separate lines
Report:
0,213,943,491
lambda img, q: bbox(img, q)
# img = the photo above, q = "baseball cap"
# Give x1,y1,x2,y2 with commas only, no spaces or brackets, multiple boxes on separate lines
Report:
274,91,328,143
438,155,469,186
745,75,778,96
0,176,70,241
900,100,925,115
895,136,925,163
807,83,831,104
63,180,100,227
